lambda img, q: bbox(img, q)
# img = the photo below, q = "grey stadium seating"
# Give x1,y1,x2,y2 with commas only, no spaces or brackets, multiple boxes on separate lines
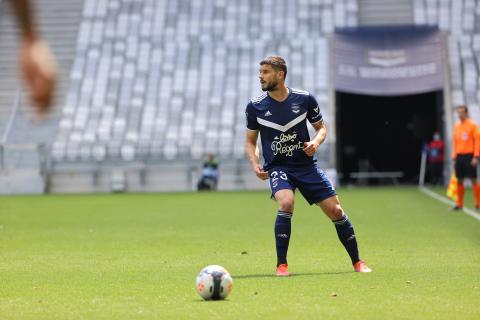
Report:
51,0,358,163
414,0,480,121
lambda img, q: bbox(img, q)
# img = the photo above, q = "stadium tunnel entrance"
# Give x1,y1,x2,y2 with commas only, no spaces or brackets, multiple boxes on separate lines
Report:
335,91,444,185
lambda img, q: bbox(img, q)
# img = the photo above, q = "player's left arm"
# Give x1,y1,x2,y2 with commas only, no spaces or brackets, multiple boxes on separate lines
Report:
303,120,326,156
304,94,326,156
472,126,480,166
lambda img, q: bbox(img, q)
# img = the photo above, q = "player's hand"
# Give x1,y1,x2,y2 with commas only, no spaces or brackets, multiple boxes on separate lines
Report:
20,38,58,115
303,141,319,157
254,164,268,180
471,157,478,167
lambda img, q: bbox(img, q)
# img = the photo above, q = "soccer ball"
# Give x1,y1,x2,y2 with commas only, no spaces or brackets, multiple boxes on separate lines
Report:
195,265,233,300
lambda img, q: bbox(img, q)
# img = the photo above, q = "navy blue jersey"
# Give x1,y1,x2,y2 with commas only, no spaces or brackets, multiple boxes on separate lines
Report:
245,88,323,170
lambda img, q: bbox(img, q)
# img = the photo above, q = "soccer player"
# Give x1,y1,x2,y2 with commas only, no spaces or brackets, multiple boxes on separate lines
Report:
244,56,371,276
451,106,480,210
6,0,58,114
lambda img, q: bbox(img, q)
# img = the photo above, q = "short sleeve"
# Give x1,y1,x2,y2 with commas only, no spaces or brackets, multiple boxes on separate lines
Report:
306,94,323,124
245,102,259,130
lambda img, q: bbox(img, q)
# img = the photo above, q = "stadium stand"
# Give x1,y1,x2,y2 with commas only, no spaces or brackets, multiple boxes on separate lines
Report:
0,0,84,193
51,0,358,166
358,0,413,26
413,0,480,122
10,0,474,193
0,0,84,143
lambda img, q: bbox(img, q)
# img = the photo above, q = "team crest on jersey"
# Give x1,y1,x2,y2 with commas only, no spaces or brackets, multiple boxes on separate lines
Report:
291,103,301,114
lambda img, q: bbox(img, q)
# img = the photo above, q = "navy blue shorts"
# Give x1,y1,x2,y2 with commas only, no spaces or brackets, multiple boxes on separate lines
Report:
267,164,337,205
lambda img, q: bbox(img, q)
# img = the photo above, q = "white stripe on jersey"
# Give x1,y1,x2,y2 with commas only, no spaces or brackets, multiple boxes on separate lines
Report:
290,88,309,95
257,112,307,132
251,93,268,104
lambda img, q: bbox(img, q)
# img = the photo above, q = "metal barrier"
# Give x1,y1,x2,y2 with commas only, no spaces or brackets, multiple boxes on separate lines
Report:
1,90,21,146
0,143,47,172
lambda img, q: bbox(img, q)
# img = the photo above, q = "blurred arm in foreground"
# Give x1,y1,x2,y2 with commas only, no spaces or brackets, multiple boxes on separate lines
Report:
7,0,58,115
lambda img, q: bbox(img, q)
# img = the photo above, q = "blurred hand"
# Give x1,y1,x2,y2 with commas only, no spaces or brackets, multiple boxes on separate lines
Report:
254,164,268,180
471,157,478,167
303,141,319,157
20,38,58,115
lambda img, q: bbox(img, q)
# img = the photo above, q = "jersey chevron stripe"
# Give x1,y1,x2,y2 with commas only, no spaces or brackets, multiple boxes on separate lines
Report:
257,112,307,132
290,88,309,95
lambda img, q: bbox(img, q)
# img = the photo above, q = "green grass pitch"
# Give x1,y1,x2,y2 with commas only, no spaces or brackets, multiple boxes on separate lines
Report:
1,187,479,319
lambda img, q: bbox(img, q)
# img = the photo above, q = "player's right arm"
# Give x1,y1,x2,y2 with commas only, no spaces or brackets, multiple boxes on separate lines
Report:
7,0,58,114
245,102,268,180
245,129,268,180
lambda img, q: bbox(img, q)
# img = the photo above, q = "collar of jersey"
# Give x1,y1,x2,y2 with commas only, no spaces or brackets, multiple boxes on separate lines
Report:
267,87,291,103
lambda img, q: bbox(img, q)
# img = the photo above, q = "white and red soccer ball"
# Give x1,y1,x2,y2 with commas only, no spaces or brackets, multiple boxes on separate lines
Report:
195,265,233,300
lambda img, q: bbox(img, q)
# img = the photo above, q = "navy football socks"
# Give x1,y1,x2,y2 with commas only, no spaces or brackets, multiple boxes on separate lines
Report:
275,211,292,266
333,214,360,264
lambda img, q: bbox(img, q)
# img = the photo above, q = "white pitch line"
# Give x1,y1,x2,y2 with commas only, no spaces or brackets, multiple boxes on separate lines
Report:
419,186,480,222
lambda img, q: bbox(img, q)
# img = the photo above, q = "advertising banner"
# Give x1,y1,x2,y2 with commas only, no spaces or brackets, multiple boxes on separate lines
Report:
333,27,444,95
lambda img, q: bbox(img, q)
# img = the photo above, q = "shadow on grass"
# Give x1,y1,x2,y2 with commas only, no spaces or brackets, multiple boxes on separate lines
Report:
192,299,231,303
233,271,352,279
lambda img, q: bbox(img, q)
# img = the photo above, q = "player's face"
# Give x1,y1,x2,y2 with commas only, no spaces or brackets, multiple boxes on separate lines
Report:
259,65,282,92
457,108,468,121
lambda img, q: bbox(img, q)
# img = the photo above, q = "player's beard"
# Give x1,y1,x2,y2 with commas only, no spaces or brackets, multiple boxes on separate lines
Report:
261,79,279,92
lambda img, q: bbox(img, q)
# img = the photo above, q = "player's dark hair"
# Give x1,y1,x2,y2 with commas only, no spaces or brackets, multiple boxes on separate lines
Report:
260,56,287,79
457,105,469,113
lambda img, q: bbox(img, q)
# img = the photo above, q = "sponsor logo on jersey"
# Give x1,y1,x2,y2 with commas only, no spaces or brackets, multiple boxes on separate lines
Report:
264,110,272,117
271,131,303,157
